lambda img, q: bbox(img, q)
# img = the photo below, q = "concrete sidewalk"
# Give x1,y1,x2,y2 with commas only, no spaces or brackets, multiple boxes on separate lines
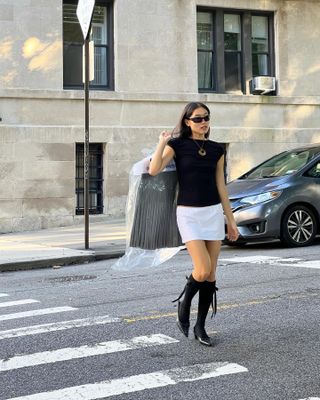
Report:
0,218,126,272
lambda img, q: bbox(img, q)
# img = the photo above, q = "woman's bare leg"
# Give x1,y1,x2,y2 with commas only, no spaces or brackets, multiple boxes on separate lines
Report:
175,240,221,340
191,240,221,346
185,240,211,282
205,240,222,282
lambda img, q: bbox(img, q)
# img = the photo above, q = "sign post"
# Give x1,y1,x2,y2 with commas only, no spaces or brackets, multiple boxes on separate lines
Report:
77,0,95,250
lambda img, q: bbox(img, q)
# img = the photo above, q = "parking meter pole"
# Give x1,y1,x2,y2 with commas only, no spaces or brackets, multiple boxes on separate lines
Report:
84,36,90,250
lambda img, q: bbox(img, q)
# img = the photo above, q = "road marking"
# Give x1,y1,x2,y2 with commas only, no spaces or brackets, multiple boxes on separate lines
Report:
290,260,320,269
6,362,247,399
122,303,271,323
124,292,318,323
221,255,288,264
123,302,269,323
0,293,9,298
0,299,40,308
0,315,121,340
0,306,77,322
0,334,179,372
221,256,320,269
298,398,320,400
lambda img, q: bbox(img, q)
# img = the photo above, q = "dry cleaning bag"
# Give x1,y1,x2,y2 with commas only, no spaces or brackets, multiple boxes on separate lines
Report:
111,156,183,271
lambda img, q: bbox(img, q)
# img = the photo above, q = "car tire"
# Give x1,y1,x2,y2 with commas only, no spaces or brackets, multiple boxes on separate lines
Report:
281,205,317,247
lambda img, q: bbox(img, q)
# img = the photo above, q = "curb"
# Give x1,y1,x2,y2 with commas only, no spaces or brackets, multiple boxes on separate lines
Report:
0,250,125,273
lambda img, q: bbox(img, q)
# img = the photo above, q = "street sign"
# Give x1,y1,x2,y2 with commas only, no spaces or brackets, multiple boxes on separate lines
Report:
76,0,95,40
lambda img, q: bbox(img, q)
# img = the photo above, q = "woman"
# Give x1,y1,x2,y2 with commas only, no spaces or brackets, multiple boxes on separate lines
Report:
149,102,239,346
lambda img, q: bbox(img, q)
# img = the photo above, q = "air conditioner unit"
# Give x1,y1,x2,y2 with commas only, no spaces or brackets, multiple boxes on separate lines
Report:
251,76,276,95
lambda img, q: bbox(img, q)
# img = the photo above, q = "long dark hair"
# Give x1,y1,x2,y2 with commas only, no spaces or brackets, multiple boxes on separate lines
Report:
172,102,211,139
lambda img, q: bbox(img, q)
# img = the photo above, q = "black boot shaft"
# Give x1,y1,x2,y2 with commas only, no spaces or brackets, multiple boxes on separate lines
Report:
194,281,218,346
174,274,202,337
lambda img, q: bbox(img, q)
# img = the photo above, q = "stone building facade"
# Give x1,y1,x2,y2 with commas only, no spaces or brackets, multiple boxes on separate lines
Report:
0,0,320,233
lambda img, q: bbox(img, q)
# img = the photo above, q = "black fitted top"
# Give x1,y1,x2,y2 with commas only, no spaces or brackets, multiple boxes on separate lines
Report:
167,138,224,207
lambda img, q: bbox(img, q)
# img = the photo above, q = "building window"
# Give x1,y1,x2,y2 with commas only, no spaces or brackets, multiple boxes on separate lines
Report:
197,8,274,94
224,14,242,92
76,143,104,215
197,12,215,90
63,1,113,90
251,15,270,76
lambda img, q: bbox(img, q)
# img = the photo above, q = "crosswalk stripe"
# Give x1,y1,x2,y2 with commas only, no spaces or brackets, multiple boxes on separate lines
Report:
0,315,121,340
0,306,77,322
298,398,320,400
291,260,320,269
0,334,179,372
0,299,40,308
5,362,247,400
221,256,320,269
221,256,280,264
0,293,9,298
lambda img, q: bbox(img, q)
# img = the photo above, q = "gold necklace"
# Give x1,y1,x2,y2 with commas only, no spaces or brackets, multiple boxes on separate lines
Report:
193,139,206,156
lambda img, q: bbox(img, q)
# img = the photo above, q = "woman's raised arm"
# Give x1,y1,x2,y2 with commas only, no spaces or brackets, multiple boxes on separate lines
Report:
149,131,175,176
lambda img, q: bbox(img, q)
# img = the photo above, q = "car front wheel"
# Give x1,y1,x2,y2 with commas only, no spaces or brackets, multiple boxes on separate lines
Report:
281,205,317,247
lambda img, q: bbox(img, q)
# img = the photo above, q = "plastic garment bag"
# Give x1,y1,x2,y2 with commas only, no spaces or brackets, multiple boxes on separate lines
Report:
111,156,184,271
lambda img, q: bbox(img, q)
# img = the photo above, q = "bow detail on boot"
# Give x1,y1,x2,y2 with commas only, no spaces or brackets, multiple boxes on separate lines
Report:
172,275,202,337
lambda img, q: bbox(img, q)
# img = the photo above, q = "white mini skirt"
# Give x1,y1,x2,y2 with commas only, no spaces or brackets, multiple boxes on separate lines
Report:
176,203,225,243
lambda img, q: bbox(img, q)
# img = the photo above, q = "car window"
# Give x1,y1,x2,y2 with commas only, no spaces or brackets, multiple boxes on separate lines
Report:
243,149,319,179
304,161,320,178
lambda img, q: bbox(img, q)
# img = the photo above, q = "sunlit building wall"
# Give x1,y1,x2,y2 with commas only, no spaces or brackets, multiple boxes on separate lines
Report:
0,0,319,232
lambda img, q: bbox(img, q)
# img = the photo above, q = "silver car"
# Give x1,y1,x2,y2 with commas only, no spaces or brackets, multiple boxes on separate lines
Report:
226,144,320,247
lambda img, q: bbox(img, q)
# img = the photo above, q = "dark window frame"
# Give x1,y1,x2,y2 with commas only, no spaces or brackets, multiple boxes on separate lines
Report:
75,143,104,215
63,0,114,91
251,13,275,78
197,10,216,91
197,7,275,94
224,12,243,93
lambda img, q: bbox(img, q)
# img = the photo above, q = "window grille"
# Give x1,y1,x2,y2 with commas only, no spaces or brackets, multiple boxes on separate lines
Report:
75,143,103,215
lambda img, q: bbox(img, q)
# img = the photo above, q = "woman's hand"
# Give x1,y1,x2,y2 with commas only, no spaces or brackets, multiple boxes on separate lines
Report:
159,130,172,144
226,220,239,242
149,131,175,176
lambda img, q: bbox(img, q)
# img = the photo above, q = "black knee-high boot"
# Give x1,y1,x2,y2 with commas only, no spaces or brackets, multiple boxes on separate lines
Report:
173,275,202,337
194,281,218,346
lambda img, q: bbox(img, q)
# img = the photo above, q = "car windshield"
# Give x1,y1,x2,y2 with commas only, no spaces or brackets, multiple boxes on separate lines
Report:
242,148,320,179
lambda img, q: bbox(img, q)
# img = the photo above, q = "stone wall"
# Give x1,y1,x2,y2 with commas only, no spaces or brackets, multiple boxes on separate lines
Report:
0,0,63,90
2,1,320,95
1,0,320,232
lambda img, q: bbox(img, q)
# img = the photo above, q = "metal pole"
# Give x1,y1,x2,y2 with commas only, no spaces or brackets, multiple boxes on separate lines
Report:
84,36,90,249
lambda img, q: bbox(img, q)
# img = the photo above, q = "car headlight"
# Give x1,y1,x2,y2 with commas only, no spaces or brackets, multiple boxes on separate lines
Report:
239,191,282,206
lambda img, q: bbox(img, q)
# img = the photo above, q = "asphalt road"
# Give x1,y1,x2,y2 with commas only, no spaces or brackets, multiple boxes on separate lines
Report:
1,242,320,400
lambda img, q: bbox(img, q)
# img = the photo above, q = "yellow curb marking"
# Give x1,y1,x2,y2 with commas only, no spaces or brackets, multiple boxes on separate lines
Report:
123,299,269,323
123,293,317,323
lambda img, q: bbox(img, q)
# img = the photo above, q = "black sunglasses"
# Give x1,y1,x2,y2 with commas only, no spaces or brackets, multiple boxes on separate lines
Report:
187,115,210,123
